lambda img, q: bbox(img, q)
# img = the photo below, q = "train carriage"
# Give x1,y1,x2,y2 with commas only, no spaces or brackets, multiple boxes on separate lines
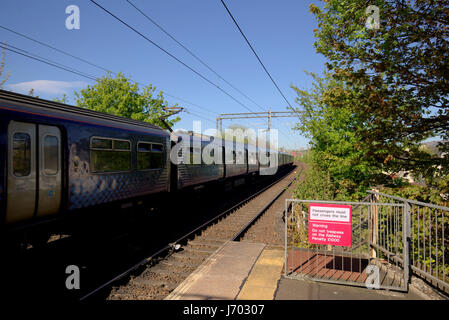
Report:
247,142,259,175
1,89,295,238
0,90,170,228
173,131,224,190
223,140,247,179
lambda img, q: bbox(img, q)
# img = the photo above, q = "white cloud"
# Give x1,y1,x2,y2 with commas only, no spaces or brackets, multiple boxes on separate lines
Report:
6,80,87,96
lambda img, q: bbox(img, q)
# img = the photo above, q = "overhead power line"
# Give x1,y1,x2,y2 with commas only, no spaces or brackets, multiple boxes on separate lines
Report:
185,110,216,125
90,0,255,113
3,45,97,81
0,24,218,116
5,43,294,148
163,93,218,116
126,0,285,133
0,25,112,74
126,0,288,134
217,0,300,146
218,0,295,112
126,0,266,113
3,42,218,123
1,21,295,147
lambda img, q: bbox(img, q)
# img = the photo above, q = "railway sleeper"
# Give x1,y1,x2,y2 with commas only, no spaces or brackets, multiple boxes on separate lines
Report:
203,227,242,236
181,246,217,255
145,268,193,281
130,278,178,291
187,239,226,247
158,258,199,271
158,259,202,271
171,251,207,261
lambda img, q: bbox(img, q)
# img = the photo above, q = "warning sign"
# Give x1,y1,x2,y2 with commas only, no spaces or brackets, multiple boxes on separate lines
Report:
308,203,352,247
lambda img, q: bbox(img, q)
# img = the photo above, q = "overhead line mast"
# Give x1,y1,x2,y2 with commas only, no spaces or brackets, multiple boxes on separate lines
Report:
216,110,298,133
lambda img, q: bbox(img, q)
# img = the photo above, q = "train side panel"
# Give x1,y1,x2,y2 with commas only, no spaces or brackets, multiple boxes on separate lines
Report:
247,145,258,174
66,122,170,211
224,141,247,178
175,134,224,190
0,116,7,227
0,90,170,227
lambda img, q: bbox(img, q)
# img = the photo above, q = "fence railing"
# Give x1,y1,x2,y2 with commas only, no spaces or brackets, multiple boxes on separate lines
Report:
285,198,409,291
367,190,449,294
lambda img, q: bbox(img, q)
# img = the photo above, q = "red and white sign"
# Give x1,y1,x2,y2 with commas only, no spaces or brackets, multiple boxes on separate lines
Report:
308,203,352,247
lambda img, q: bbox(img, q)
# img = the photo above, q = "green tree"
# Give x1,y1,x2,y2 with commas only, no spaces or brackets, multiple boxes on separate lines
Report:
292,72,384,198
75,73,180,129
53,93,68,104
0,43,10,89
309,0,449,175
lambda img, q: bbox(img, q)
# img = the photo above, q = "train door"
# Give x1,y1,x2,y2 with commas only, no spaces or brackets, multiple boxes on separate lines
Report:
245,149,249,174
6,121,62,224
7,121,36,223
37,124,62,217
222,146,226,178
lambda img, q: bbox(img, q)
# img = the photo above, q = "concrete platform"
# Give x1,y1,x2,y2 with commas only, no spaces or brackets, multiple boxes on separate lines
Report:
165,240,434,300
275,277,425,300
237,247,284,300
165,241,266,300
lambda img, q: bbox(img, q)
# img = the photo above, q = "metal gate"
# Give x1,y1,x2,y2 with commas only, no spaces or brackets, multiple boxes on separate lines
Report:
284,198,410,292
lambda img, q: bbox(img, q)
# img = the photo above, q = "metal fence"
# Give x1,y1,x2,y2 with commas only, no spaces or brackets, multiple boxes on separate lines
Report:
284,198,409,292
284,192,449,295
367,191,449,295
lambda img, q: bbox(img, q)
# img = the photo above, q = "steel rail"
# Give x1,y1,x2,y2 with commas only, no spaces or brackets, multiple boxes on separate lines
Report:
80,165,297,301
232,170,300,241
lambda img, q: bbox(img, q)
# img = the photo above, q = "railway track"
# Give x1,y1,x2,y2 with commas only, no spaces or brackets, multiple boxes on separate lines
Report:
81,165,300,300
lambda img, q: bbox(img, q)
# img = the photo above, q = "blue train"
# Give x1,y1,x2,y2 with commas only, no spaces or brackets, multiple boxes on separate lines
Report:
0,89,293,233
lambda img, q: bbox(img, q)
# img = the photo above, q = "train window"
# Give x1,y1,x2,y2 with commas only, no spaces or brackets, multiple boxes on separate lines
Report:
43,135,59,175
90,137,131,173
189,147,194,164
138,142,151,152
152,144,163,153
91,138,112,149
137,142,151,170
137,142,164,170
188,147,201,165
13,133,31,177
114,140,130,150
151,144,164,169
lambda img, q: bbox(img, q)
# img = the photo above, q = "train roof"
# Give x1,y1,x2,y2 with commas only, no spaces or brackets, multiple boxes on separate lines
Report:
0,89,168,135
171,130,292,154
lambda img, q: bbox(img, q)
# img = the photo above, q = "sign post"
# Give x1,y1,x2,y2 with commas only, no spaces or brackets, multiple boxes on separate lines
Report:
308,203,352,247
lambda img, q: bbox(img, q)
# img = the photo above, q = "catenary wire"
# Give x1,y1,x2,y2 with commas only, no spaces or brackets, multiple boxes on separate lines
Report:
126,0,266,113
218,0,297,113
0,25,218,115
90,0,255,113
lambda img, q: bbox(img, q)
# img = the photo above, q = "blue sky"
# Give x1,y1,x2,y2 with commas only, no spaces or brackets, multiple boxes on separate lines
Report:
0,0,326,150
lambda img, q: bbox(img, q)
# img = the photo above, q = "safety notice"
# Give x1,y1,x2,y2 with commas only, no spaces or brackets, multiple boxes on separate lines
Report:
308,203,352,247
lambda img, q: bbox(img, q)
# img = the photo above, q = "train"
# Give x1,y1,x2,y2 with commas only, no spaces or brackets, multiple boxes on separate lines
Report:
0,89,294,236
